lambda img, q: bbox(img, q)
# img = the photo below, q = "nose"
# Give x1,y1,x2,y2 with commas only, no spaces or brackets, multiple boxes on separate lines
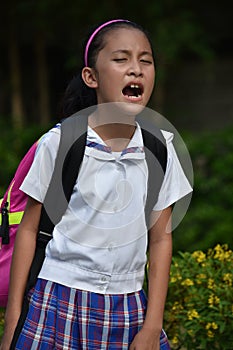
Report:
127,59,143,77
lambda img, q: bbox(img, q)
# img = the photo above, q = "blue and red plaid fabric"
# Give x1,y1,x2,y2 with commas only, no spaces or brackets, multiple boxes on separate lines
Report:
16,278,170,349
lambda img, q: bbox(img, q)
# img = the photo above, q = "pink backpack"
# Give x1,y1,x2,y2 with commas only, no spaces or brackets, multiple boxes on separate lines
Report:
0,141,39,307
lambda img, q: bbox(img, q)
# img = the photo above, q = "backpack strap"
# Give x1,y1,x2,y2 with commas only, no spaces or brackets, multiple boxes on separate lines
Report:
25,115,88,292
141,128,167,293
0,182,24,227
141,128,167,226
38,132,87,243
0,140,39,247
38,116,88,238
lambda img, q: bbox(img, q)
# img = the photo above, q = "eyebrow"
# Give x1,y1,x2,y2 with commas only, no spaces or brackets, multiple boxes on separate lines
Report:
111,49,153,57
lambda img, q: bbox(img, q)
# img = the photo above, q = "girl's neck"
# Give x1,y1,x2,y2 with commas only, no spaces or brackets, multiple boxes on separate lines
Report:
88,110,136,152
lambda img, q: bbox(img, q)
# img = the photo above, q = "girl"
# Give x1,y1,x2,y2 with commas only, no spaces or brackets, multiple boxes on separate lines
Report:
1,19,192,349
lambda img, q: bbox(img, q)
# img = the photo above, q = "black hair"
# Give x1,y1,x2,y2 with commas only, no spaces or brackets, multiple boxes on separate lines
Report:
60,72,97,118
60,20,155,119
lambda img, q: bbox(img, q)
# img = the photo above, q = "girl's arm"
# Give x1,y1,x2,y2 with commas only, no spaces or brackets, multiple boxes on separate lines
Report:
0,197,42,350
130,206,172,350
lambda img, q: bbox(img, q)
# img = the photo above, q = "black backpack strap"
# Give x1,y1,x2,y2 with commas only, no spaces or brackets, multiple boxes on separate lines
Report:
141,128,167,294
33,115,88,286
39,116,88,237
38,133,87,242
141,128,167,226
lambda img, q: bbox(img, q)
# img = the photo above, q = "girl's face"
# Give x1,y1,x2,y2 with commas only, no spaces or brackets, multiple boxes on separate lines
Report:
90,27,155,113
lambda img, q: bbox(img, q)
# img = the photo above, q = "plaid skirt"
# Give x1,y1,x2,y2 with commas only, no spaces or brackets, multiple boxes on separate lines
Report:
16,278,170,349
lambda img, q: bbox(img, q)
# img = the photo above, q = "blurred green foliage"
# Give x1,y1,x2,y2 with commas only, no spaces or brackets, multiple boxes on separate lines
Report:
174,125,233,252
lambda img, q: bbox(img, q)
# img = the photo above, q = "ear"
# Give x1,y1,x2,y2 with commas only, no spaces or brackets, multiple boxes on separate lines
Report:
82,67,98,89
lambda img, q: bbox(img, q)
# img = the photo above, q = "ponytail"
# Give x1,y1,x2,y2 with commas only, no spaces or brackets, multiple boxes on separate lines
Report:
59,72,97,119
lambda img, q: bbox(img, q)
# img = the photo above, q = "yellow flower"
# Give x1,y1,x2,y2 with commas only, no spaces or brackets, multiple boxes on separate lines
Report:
187,309,199,320
181,278,194,286
223,273,232,286
211,322,218,330
171,336,179,344
177,273,182,280
206,322,218,330
170,276,177,283
213,244,233,261
172,301,183,312
192,250,206,263
208,293,220,306
225,250,233,262
196,273,207,279
214,244,222,251
207,278,215,290
207,330,215,338
196,273,207,284
170,272,182,283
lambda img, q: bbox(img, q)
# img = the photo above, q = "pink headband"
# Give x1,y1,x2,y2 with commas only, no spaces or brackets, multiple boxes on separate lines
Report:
84,19,130,66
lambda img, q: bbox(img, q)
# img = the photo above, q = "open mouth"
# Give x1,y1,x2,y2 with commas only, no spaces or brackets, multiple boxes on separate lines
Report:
122,84,143,99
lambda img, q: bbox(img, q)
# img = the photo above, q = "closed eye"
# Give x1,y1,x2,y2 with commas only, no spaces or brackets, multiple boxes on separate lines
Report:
113,58,127,62
140,59,153,64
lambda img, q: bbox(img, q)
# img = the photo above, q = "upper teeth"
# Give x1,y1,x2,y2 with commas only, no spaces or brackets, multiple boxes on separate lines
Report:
130,84,140,89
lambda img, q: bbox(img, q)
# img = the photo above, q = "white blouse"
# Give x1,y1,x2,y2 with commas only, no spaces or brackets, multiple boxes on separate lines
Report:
20,122,192,294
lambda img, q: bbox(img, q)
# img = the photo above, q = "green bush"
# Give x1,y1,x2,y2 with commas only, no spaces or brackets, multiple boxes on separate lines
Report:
174,125,233,252
165,244,233,349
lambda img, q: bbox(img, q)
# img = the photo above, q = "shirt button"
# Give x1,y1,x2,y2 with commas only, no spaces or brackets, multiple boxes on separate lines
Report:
101,276,107,282
99,285,104,291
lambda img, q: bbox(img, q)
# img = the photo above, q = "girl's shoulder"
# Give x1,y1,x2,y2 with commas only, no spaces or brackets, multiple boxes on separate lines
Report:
38,123,61,145
40,123,61,141
35,123,61,156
